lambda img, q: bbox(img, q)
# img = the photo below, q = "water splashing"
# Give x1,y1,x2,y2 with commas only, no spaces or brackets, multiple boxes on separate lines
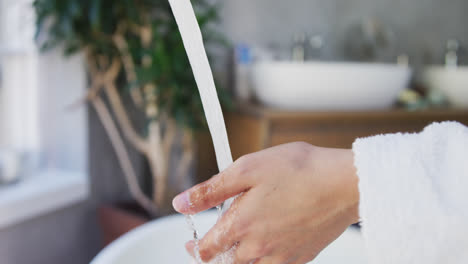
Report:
168,0,235,263
185,215,203,263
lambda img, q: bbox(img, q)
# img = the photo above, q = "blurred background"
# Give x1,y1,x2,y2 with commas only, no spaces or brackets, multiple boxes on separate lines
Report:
0,0,467,263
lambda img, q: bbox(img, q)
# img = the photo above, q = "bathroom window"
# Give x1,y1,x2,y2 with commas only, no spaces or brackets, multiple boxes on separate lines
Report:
0,0,39,152
0,0,87,172
0,0,89,229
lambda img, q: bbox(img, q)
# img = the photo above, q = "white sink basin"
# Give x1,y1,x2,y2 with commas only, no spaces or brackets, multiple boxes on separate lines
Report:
91,211,367,264
251,61,411,110
422,66,468,108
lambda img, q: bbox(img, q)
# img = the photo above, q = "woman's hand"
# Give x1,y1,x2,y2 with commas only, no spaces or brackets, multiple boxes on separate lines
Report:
173,142,360,264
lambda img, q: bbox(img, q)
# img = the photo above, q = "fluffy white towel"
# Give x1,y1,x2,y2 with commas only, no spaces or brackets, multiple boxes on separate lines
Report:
353,121,468,264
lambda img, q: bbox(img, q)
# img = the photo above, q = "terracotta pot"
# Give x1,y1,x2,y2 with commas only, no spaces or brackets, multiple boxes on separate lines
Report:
98,204,150,247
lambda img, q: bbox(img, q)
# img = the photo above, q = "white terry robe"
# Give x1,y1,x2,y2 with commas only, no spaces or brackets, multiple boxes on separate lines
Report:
353,121,468,264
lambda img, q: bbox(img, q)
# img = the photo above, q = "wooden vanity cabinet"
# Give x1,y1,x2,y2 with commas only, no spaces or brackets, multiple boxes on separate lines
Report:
196,104,468,182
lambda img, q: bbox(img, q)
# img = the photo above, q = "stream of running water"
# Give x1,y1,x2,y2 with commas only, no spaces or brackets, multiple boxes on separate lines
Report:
168,0,235,263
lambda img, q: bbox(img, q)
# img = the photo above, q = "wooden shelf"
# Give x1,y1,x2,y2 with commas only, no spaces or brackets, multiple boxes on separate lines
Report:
236,103,468,120
196,104,468,182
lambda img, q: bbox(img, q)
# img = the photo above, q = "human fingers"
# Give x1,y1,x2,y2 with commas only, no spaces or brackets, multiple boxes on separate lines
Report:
173,155,256,214
185,240,196,259
198,196,250,262
247,255,287,264
231,239,274,264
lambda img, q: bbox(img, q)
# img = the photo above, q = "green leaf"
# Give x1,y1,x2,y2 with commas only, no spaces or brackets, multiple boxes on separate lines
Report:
89,0,102,31
32,0,230,130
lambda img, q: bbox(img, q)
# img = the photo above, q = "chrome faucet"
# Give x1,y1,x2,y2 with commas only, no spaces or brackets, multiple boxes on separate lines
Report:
291,33,324,62
445,39,460,68
292,33,306,62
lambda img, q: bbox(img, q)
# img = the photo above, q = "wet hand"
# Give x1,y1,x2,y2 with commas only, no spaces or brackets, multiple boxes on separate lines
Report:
173,142,359,264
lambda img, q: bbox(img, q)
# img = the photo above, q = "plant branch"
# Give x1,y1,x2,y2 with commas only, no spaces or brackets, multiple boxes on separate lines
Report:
80,51,148,155
104,81,149,155
147,119,167,206
163,116,177,157
92,96,158,217
66,51,120,110
175,127,195,190
113,28,144,108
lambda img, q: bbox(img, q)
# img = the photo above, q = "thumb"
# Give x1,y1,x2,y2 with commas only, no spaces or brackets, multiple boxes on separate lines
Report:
172,158,252,214
185,241,196,258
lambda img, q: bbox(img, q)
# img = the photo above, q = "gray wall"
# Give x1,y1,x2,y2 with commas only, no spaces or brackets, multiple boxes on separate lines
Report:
0,50,100,264
38,52,88,172
0,202,101,264
219,0,468,65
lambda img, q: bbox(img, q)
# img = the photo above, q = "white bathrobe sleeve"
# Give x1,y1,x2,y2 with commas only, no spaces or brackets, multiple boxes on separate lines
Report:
353,121,468,264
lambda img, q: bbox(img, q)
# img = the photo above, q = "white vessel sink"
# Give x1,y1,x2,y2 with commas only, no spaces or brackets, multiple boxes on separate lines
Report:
251,61,411,111
91,211,367,264
422,66,468,108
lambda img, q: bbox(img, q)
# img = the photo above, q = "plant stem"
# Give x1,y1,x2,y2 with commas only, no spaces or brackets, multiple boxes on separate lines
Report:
92,97,158,217
104,83,149,155
147,119,167,206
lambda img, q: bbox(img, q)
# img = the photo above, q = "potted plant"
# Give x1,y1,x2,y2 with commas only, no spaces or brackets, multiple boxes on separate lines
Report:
33,0,227,245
